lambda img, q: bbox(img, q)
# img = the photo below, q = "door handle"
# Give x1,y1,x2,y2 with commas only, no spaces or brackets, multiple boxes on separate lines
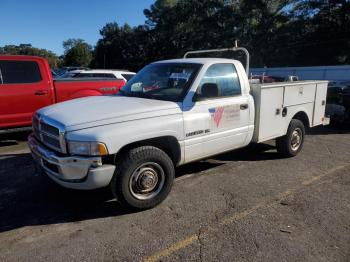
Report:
240,104,249,110
34,90,48,95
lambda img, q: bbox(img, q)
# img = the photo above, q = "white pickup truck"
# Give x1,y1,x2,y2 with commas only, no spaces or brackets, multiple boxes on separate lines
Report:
28,46,329,209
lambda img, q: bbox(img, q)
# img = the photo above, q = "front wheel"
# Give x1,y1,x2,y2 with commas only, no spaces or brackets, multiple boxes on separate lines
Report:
276,119,305,157
111,146,175,210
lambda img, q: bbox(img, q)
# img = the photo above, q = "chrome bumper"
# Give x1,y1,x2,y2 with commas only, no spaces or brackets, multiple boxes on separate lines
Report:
28,134,115,190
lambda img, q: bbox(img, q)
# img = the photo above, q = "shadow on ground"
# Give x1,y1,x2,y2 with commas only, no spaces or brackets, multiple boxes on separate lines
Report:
214,143,281,162
0,131,31,147
0,153,132,233
0,127,344,232
0,143,280,233
0,125,346,233
307,124,350,135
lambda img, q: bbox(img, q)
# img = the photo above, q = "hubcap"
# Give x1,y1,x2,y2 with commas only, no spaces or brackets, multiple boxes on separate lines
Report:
129,162,165,200
291,128,302,151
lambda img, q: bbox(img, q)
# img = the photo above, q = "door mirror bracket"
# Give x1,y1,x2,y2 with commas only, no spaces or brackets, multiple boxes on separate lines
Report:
193,83,219,101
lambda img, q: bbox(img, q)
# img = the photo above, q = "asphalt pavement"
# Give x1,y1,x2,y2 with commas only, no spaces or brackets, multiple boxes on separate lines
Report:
0,126,349,262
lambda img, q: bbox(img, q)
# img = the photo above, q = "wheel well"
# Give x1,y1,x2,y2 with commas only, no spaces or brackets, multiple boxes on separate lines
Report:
292,111,310,128
116,136,181,166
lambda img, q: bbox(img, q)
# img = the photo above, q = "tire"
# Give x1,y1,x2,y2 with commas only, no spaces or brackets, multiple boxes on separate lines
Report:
276,119,305,157
111,146,175,210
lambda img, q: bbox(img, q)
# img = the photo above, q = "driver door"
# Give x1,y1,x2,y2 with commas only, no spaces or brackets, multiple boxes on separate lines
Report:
183,63,250,162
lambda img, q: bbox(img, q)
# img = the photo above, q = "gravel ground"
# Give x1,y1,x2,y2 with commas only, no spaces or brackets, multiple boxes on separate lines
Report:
0,126,349,262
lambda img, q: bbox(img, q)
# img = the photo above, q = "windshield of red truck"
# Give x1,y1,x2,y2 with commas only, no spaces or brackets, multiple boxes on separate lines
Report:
118,63,201,102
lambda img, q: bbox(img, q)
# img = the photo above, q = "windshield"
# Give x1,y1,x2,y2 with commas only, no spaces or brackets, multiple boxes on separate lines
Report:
118,63,201,102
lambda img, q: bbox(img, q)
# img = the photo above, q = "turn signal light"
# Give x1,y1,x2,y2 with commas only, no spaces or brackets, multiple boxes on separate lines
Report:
98,143,108,156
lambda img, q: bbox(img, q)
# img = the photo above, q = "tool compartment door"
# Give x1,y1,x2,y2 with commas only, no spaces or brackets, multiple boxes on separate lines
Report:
312,82,328,126
257,86,284,142
283,83,316,107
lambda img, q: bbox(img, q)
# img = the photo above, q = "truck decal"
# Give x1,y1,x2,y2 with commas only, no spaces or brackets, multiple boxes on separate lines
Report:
186,129,210,137
209,106,224,127
209,105,240,129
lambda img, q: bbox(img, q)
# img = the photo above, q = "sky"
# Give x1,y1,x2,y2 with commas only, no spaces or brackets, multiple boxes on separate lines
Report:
0,0,155,55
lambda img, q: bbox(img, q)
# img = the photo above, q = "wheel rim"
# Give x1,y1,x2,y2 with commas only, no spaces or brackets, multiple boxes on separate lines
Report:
129,162,165,200
291,127,303,151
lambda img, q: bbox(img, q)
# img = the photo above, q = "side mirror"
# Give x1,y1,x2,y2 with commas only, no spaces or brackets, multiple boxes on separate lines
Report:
193,83,219,101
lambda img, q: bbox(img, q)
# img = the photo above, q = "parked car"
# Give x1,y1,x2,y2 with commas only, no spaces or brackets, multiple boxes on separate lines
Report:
326,81,350,123
51,69,58,78
55,66,88,76
28,46,329,210
56,69,85,79
250,74,299,83
0,55,125,133
74,69,136,83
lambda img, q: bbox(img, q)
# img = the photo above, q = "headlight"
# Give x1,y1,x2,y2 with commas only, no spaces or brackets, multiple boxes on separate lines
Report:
68,141,108,156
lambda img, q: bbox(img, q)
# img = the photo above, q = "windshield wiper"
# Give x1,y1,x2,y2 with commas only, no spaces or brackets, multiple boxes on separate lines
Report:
117,89,157,99
130,92,156,99
117,89,130,96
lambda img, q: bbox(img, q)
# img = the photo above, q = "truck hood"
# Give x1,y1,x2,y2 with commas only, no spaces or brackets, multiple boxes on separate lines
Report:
38,96,182,131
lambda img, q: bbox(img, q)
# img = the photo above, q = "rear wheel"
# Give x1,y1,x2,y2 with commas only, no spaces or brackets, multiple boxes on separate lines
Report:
276,119,305,157
111,146,175,210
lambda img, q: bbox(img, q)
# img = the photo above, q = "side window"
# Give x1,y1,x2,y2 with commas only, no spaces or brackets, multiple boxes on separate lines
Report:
122,74,135,81
76,73,92,78
0,61,42,84
101,74,117,78
197,63,241,99
92,73,104,78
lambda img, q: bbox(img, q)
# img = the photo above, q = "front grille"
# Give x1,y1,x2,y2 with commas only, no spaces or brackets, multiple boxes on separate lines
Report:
41,122,59,136
32,114,66,153
42,134,61,149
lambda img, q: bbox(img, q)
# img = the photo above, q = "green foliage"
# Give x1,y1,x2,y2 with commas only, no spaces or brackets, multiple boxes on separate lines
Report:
0,44,60,68
62,39,93,67
90,23,152,71
284,0,350,65
2,1,349,70
90,0,350,69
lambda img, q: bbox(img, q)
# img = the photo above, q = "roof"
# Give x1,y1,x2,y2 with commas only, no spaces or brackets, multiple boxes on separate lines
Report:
153,57,237,64
0,54,47,61
83,69,135,74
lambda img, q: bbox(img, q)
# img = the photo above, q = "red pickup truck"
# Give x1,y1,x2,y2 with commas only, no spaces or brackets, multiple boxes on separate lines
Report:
0,55,125,133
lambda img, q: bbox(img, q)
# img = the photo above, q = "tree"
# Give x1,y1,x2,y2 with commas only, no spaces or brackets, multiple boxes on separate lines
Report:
92,0,350,70
284,0,350,65
144,0,233,59
92,23,153,71
62,39,92,67
0,44,59,68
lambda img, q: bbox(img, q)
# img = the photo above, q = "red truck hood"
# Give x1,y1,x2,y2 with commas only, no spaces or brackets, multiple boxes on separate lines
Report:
37,96,181,131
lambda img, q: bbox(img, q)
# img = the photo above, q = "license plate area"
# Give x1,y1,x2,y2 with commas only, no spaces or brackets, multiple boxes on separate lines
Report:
42,159,59,174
